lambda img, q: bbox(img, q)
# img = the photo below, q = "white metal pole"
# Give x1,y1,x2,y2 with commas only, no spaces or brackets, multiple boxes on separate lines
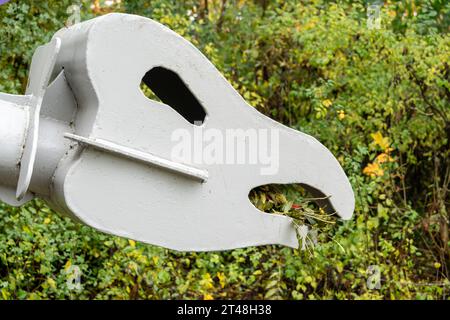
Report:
0,96,29,188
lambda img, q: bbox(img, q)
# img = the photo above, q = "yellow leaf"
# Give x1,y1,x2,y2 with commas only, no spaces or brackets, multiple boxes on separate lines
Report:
375,153,394,164
1,288,9,300
322,99,333,108
371,131,390,150
22,226,31,234
128,239,136,248
203,294,214,300
363,162,384,177
201,273,214,289
64,259,72,271
44,218,51,224
217,272,226,288
47,278,56,289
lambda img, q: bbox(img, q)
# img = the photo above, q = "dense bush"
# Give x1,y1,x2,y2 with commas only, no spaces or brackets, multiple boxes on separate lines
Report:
0,0,448,299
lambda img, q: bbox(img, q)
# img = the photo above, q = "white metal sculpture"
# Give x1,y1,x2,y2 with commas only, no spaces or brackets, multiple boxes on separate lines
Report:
0,13,354,251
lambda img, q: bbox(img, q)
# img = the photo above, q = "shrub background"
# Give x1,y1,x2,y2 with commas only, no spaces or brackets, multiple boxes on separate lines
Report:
0,0,449,299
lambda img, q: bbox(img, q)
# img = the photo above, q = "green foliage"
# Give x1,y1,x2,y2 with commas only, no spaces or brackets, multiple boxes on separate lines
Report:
0,0,448,299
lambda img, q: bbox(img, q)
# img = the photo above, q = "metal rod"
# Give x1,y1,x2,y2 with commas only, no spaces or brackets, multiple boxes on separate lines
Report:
64,132,208,182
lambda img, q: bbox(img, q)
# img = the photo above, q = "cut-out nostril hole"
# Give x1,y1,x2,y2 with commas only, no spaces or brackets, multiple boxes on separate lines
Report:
141,67,207,125
249,183,337,224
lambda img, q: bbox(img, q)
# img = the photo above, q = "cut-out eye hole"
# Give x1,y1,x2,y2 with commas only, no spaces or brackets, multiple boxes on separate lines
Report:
140,67,207,125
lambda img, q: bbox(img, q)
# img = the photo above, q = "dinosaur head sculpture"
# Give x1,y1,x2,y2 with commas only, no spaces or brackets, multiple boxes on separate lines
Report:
0,13,354,251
